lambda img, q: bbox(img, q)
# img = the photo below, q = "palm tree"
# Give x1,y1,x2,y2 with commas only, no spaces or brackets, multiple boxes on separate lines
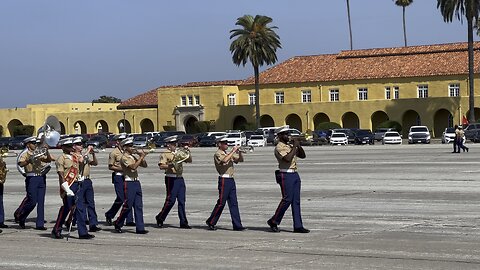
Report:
394,0,413,47
346,0,353,50
230,15,281,128
437,0,480,123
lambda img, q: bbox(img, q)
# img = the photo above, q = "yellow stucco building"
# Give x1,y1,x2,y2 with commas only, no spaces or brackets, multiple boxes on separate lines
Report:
1,42,479,138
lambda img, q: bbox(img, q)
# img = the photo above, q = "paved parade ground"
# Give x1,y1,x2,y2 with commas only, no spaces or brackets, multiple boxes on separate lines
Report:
1,143,480,269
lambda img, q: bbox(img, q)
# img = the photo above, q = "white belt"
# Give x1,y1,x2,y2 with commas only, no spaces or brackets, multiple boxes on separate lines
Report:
78,176,89,181
124,176,139,181
219,174,232,178
26,173,41,177
115,172,123,176
279,169,296,173
165,174,180,178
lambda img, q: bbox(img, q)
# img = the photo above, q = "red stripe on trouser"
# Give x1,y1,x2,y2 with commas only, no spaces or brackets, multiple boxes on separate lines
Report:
54,205,65,231
116,182,129,223
15,197,28,219
158,177,172,218
272,172,286,222
209,178,225,225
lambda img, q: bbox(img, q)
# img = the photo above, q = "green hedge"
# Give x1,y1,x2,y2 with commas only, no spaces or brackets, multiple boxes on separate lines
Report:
13,125,34,136
377,120,402,132
315,122,341,130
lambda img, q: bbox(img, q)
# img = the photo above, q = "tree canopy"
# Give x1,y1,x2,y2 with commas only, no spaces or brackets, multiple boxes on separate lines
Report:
92,95,121,103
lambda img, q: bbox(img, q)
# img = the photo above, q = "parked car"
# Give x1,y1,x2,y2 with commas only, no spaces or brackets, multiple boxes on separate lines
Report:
198,135,218,147
9,135,30,150
470,130,480,143
155,131,186,147
178,134,198,147
225,132,247,146
332,128,355,144
311,130,329,145
382,131,402,144
441,127,456,144
464,123,480,141
0,137,11,148
330,133,348,145
133,135,149,148
408,126,430,144
86,135,108,149
374,128,394,141
353,129,375,145
106,135,119,148
247,134,267,147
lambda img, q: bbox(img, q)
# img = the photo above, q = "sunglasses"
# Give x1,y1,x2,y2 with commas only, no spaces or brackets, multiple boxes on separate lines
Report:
73,143,83,146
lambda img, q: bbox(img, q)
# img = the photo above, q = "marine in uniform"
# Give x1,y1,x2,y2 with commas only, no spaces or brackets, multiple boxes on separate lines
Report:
205,137,245,231
51,138,94,239
15,136,54,230
113,137,148,234
72,136,101,232
267,126,310,233
155,136,192,229
105,133,134,226
0,155,7,231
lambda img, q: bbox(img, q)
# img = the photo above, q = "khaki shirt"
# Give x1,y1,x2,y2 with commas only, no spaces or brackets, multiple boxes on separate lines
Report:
159,149,182,176
56,153,79,178
275,141,297,170
214,149,237,177
19,149,47,174
79,153,93,178
457,129,465,138
108,147,123,170
121,153,139,180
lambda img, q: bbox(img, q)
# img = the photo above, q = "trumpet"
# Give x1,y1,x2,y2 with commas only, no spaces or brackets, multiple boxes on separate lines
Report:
237,145,254,153
133,140,156,155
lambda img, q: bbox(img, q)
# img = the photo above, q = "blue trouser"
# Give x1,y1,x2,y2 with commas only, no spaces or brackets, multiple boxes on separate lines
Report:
52,182,88,237
206,177,243,229
15,175,46,227
105,173,133,223
0,183,4,224
114,181,144,231
156,176,188,226
269,171,304,229
81,178,98,227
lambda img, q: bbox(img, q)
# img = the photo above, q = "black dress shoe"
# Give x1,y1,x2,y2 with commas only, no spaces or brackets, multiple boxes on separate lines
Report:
136,230,149,234
79,233,95,239
267,219,279,233
0,223,9,228
85,220,90,225
206,221,216,231
293,227,310,233
0,229,2,233
180,224,191,229
233,227,247,231
89,226,102,232
105,216,112,226
19,220,25,229
114,224,123,233
125,222,136,227
35,226,47,231
155,216,163,228
51,231,63,239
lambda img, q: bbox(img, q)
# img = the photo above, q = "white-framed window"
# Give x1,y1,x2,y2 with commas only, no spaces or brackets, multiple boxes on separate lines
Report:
418,85,428,98
329,89,339,102
228,93,236,106
393,86,399,99
181,96,187,106
195,95,200,105
385,87,391,100
358,88,368,100
275,92,284,104
187,95,193,106
449,83,460,97
301,90,311,103
248,93,256,105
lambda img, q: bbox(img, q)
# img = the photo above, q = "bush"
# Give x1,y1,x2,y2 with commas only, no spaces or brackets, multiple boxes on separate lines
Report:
162,125,176,131
13,125,34,136
193,121,209,133
316,122,341,131
241,122,256,131
377,120,402,132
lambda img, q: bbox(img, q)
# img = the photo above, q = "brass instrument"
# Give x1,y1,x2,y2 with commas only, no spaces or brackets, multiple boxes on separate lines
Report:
0,147,16,184
172,148,191,172
133,139,156,155
238,145,254,153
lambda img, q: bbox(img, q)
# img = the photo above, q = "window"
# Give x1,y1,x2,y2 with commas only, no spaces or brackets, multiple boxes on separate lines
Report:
449,83,460,97
418,85,428,98
385,87,391,100
181,96,187,106
329,89,339,102
228,93,236,106
394,86,399,99
187,95,193,106
302,90,311,103
195,95,200,105
249,93,256,105
358,88,368,100
275,92,284,104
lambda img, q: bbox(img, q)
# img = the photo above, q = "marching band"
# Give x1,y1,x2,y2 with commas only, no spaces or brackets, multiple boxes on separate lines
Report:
0,125,309,238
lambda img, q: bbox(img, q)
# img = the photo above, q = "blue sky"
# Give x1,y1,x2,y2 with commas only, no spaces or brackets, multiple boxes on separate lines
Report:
0,0,472,108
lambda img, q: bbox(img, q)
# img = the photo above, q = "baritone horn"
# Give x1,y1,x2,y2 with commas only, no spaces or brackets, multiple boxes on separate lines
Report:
0,146,16,184
172,148,191,172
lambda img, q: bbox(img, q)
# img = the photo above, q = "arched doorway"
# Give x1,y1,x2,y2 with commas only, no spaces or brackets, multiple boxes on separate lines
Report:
342,112,359,128
232,116,248,130
402,110,421,137
433,109,453,138
184,116,198,134
96,120,109,134
7,119,23,137
118,120,131,133
286,114,302,131
74,121,87,134
140,118,154,133
371,111,389,131
313,113,330,129
59,122,66,135
260,115,274,127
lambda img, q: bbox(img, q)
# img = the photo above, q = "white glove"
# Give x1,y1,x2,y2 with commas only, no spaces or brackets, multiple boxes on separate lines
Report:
61,182,75,197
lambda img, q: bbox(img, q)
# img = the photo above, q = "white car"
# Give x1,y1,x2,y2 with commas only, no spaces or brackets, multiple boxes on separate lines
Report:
225,132,247,146
408,126,430,144
382,131,402,144
441,127,456,144
247,134,267,147
330,133,348,145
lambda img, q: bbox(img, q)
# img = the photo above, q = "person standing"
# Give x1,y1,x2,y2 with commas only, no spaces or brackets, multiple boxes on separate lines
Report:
105,134,134,226
452,125,459,153
51,138,94,239
457,126,469,153
0,155,7,231
205,137,245,231
267,126,310,233
155,136,192,229
113,137,148,234
15,136,54,230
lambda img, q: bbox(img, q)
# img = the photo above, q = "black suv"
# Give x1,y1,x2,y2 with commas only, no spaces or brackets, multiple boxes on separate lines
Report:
353,129,375,145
